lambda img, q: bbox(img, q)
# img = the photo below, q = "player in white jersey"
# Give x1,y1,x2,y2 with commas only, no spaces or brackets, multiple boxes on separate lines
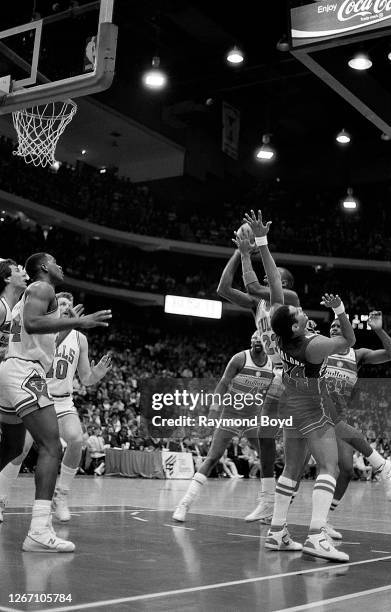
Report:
0,252,111,552
173,330,275,522
0,259,31,522
323,312,391,533
50,292,111,521
218,232,299,523
0,259,27,360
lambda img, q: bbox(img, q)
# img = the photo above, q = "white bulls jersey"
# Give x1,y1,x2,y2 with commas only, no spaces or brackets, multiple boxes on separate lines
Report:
7,291,59,373
255,299,282,366
0,296,12,362
47,330,81,397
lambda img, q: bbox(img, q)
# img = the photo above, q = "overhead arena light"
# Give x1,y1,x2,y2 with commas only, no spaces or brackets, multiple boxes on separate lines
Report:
336,129,351,144
348,52,372,70
226,45,244,65
142,56,167,90
342,187,358,210
255,135,276,162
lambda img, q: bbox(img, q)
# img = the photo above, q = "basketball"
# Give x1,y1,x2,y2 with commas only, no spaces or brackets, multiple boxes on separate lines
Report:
236,222,260,254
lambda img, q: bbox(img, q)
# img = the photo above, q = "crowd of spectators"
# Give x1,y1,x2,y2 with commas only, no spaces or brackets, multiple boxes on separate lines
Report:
1,136,391,260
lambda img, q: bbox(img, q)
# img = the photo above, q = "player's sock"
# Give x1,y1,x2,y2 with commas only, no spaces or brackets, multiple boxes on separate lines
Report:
30,500,52,532
181,473,207,506
290,480,300,505
57,464,78,492
330,498,339,512
270,476,296,530
0,461,22,501
366,450,385,472
261,477,275,494
309,474,336,533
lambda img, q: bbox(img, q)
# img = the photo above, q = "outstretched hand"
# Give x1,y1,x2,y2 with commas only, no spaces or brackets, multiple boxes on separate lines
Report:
243,209,272,238
232,231,251,254
91,353,112,377
368,310,383,331
320,293,342,309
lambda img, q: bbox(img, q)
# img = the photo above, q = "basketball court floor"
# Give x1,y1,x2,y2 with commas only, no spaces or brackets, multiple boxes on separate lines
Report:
1,476,391,612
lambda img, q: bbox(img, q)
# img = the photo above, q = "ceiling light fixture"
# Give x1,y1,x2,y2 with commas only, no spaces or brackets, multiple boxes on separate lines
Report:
336,128,351,144
342,187,358,210
255,135,275,162
276,35,290,52
348,52,372,70
142,56,167,90
226,45,244,65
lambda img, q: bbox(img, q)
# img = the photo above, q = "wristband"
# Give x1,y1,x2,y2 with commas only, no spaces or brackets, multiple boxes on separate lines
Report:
255,236,268,247
242,271,258,286
333,302,345,316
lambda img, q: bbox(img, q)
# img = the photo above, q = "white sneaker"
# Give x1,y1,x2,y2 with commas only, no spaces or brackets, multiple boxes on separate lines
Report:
303,528,349,562
265,524,303,551
245,492,274,523
325,522,342,540
380,460,391,500
0,497,6,523
52,488,71,522
22,529,75,553
172,502,189,522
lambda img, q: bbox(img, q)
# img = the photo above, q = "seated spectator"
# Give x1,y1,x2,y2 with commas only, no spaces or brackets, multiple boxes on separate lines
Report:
227,436,249,478
86,426,106,475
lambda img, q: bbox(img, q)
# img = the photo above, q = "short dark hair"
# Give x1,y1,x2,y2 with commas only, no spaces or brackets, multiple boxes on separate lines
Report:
271,305,296,342
0,259,17,293
57,291,73,303
25,253,49,281
278,267,295,289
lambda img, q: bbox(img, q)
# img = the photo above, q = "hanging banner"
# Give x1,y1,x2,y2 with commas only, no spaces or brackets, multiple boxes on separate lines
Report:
222,101,240,160
291,1,391,48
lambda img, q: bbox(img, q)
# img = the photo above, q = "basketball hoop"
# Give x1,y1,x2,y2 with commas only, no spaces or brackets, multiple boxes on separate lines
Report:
12,99,77,168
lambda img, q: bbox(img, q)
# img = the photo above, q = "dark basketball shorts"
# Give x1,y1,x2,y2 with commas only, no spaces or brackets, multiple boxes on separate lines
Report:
0,358,53,424
279,389,334,437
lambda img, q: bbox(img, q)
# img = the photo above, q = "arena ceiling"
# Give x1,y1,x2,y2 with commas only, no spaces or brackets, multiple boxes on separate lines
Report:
2,1,391,186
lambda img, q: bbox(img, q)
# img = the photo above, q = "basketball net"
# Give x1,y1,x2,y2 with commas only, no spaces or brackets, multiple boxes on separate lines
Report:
12,100,77,168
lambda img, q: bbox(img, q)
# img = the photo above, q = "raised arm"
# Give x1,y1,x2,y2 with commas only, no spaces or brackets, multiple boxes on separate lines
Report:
217,250,257,310
77,333,112,386
240,249,300,306
356,311,391,366
306,293,356,363
242,210,283,309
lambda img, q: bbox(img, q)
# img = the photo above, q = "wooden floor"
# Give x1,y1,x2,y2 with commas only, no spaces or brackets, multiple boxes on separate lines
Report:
1,475,391,612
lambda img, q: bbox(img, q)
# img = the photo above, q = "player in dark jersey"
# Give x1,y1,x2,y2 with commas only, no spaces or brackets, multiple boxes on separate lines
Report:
244,209,355,562
218,243,299,523
172,330,274,522
324,312,391,532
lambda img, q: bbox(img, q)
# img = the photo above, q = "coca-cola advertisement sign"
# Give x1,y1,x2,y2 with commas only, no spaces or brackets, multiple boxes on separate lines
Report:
291,0,391,47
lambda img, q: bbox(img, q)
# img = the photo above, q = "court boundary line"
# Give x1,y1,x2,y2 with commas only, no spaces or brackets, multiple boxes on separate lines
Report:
6,504,391,536
275,583,391,611
31,555,391,612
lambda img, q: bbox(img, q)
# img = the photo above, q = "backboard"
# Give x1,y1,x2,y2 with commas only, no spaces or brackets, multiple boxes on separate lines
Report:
0,0,117,114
